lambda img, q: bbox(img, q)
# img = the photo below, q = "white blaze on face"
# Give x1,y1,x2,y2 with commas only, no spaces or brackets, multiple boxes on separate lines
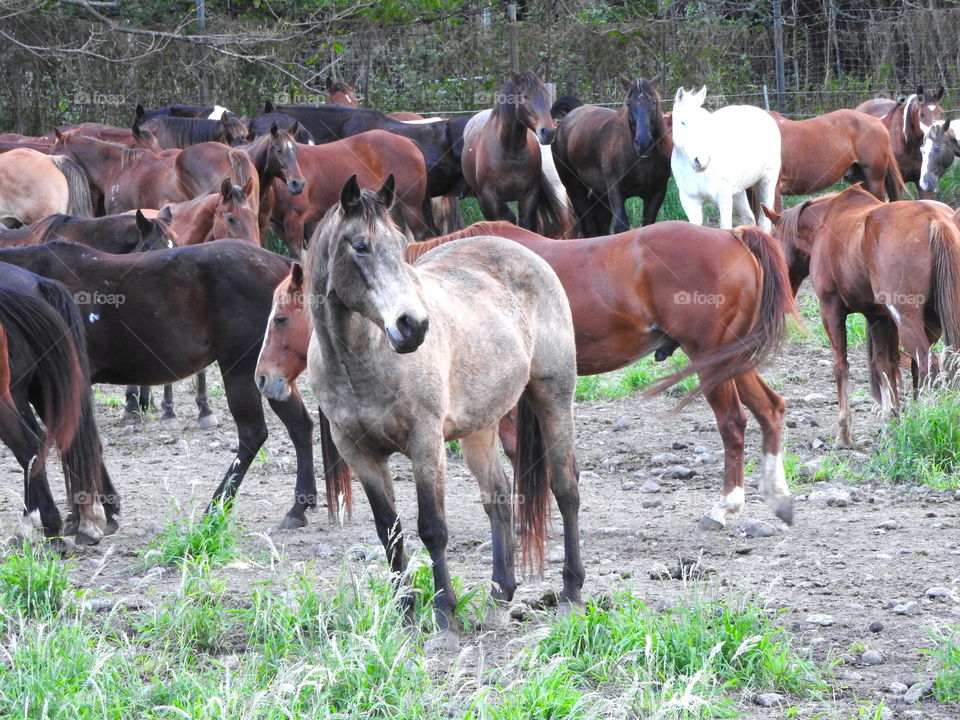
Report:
705,486,745,526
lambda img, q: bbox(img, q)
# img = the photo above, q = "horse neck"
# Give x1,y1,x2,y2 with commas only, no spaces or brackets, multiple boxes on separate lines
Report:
169,196,214,244
63,138,121,189
242,136,271,178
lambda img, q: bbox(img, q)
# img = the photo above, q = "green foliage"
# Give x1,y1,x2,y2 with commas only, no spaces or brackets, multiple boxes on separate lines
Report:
869,385,960,489
141,502,242,570
575,351,697,402
0,540,69,620
924,628,960,702
792,293,866,349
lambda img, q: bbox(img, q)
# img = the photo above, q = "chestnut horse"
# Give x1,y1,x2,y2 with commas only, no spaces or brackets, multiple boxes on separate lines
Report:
234,123,307,238
769,109,902,205
766,185,960,446
0,148,93,226
52,130,258,216
0,240,318,529
326,77,359,107
0,263,114,544
39,123,161,151
920,120,960,194
306,177,583,631
856,85,944,126
462,67,575,237
553,75,671,233
262,219,798,532
267,129,428,256
158,178,260,246
857,89,946,198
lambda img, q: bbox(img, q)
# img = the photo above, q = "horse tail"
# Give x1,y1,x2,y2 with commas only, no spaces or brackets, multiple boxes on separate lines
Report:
646,226,798,406
318,408,352,522
550,94,583,122
536,145,577,238
884,153,904,201
514,394,549,575
930,219,960,349
36,278,107,538
51,155,93,217
746,184,761,223
0,286,84,473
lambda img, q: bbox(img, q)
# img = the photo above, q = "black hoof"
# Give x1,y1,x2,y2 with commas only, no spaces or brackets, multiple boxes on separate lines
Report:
278,513,307,530
698,515,725,531
773,496,795,526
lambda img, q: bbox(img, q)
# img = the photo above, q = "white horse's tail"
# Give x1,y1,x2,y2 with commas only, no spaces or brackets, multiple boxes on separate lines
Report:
537,144,576,238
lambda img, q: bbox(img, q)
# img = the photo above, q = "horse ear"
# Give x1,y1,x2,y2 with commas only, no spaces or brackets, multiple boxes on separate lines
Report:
270,121,279,138
220,177,232,200
242,177,255,197
760,204,780,223
290,262,304,292
135,209,152,237
618,74,633,91
509,69,522,85
326,76,334,92
340,175,363,214
289,120,300,137
649,73,662,89
159,206,173,221
246,125,257,142
264,100,275,114
916,85,925,99
132,123,142,140
377,174,396,209
674,87,685,104
945,117,951,132
535,64,547,80
54,128,65,143
694,86,707,105
935,85,945,101
135,104,145,122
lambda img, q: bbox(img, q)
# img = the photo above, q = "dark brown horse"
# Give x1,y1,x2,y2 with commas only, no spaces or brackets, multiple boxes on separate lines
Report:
267,130,428,256
553,75,671,233
462,68,575,237
234,124,306,238
770,109,903,205
0,240,318,528
766,185,960,447
0,263,113,544
138,108,248,149
857,88,946,198
52,130,258,216
0,210,174,252
856,85,944,126
264,219,798,531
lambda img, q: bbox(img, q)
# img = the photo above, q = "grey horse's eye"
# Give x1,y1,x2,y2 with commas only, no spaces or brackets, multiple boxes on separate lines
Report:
353,239,369,255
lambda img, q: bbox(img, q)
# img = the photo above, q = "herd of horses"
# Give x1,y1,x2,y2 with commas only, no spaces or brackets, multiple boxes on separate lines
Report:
0,67,959,626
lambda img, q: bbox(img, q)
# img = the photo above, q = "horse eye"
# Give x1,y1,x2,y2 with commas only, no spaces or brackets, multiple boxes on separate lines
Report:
274,316,288,327
353,240,369,254
226,213,235,224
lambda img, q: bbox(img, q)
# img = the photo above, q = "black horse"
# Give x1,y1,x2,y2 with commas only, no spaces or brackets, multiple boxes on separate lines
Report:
0,240,318,528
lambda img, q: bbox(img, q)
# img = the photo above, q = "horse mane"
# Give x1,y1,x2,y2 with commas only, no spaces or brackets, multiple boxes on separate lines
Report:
902,93,919,141
157,116,221,146
120,146,146,171
49,156,94,217
403,221,534,263
228,149,251,186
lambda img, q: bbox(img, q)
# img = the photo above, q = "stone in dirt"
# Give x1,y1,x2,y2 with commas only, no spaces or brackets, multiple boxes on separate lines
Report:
869,621,884,633
640,479,662,493
888,682,909,695
925,586,952,599
650,452,681,466
753,693,783,707
736,520,777,538
666,465,694,479
808,488,850,507
902,682,931,704
805,613,835,626
860,649,884,665
613,416,631,431
893,601,921,616
620,481,636,491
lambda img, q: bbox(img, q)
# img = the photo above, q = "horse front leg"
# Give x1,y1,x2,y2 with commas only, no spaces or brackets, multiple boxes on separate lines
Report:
608,185,631,233
159,384,178,429
478,189,515,225
820,295,854,447
195,371,218,429
677,188,704,226
641,184,668,226
267,388,317,529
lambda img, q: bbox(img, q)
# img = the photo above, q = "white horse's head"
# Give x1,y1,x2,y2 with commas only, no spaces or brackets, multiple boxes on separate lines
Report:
672,86,711,172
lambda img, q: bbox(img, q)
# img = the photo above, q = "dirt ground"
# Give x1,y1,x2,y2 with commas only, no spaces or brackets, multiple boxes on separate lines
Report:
1,301,959,719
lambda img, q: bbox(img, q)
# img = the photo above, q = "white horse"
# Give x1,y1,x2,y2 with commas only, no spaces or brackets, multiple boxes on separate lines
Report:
670,86,781,233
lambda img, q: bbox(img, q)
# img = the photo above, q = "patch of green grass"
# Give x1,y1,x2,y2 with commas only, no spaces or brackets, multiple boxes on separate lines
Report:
0,540,69,621
924,628,960,702
446,439,462,457
575,351,697,402
868,384,960,489
792,293,866,349
141,502,242,570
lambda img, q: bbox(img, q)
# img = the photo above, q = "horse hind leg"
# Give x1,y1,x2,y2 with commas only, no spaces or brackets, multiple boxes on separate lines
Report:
460,424,517,602
820,296,855,447
10,404,62,541
520,381,584,606
267,388,317,530
735,370,792,524
159,384,179,429
195,370,218,429
699,376,747,530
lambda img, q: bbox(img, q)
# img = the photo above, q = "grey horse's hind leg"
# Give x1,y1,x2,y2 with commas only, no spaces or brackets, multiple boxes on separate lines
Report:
461,423,517,602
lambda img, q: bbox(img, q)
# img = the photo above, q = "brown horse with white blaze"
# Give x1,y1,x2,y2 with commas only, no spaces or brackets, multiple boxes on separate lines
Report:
766,185,960,446
306,178,583,631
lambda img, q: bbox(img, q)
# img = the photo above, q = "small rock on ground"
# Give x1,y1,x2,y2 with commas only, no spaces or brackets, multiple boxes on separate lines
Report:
753,693,783,707
893,601,921,616
860,649,884,665
805,614,835,626
736,519,777,538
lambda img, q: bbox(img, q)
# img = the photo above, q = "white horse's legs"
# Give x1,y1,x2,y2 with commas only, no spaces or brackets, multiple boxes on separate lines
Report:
717,192,734,229
678,190,704,226
756,172,778,233
732,190,756,227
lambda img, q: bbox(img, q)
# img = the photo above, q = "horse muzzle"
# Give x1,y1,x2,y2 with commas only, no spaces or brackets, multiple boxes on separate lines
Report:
386,314,429,353
537,127,557,145
287,178,306,195
692,156,709,172
256,373,292,401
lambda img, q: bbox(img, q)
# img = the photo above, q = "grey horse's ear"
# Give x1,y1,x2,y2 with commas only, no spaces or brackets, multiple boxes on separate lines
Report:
340,175,363,214
377,174,396,209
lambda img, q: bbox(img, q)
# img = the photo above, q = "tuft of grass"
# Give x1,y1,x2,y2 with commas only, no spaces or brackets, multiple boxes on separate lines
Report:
0,540,70,620
869,384,960,489
446,439,462,457
793,293,866,349
575,351,698,402
924,628,960,702
141,502,242,570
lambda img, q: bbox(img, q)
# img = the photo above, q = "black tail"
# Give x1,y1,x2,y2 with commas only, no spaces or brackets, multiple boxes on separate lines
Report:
36,279,108,535
551,95,583,122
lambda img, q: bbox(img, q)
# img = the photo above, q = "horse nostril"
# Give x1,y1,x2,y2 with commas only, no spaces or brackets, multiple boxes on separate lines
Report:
256,375,266,391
